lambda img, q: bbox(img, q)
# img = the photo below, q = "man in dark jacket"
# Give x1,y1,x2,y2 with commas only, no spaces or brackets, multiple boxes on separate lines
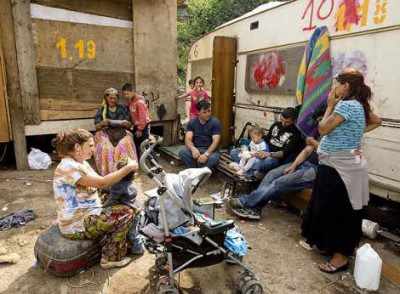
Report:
252,107,304,177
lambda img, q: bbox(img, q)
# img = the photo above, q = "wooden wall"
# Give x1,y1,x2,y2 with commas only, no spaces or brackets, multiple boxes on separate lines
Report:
32,0,132,20
0,40,10,142
31,3,134,121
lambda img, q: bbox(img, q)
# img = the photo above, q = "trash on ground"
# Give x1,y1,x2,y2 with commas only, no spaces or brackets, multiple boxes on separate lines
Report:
0,253,21,264
28,148,52,170
0,209,36,231
354,243,382,291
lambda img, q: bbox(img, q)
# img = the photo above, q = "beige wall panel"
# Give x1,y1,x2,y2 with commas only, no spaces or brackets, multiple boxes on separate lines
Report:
133,0,177,122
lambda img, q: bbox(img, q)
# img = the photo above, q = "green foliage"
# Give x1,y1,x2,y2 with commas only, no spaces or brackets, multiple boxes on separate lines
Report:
177,0,274,85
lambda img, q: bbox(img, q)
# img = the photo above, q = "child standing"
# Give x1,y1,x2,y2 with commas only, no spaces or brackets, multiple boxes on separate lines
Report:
235,127,269,176
122,83,151,156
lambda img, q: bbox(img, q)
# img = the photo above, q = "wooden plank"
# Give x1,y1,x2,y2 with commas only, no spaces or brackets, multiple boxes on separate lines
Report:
0,0,28,169
40,109,97,120
0,37,11,142
382,261,400,286
12,0,41,125
40,98,100,111
37,67,134,104
25,118,95,136
212,37,237,148
282,189,312,212
32,0,132,21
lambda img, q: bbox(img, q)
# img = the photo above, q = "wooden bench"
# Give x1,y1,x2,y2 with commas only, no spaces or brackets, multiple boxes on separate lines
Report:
216,151,260,198
282,189,312,213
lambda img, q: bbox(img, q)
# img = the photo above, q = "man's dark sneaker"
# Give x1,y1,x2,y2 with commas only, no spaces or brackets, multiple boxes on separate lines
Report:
228,197,244,209
231,207,261,220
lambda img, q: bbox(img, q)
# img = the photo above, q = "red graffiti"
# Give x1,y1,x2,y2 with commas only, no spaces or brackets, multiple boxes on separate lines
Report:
301,0,334,31
341,0,361,26
252,52,286,89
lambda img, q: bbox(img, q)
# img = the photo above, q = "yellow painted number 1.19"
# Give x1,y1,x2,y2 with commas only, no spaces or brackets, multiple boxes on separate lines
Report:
56,38,96,60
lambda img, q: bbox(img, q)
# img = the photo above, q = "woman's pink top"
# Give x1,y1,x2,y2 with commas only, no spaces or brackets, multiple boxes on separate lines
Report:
187,89,210,119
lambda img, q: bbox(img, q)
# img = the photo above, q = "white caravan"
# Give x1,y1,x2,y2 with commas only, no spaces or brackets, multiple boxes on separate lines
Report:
186,0,400,202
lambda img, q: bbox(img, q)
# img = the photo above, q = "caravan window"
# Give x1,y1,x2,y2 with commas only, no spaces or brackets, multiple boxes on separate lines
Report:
245,46,304,95
250,21,259,30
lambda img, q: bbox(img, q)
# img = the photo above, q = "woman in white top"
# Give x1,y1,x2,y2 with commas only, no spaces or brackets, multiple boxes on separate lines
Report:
53,129,139,269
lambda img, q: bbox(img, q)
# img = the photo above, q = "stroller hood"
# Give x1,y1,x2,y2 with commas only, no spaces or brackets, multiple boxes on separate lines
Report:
159,167,212,230
166,167,212,198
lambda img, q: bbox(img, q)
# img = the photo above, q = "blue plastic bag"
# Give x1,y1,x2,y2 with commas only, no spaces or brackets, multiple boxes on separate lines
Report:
224,227,248,257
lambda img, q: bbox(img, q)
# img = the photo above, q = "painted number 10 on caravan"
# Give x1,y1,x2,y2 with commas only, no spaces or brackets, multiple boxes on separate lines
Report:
56,38,96,60
301,0,389,32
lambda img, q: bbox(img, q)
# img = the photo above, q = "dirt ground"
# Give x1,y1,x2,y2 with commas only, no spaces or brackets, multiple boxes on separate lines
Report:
0,159,399,294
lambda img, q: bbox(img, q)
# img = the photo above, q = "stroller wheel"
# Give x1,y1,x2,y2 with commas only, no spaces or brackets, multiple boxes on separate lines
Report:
155,255,168,274
241,279,264,294
239,272,263,294
156,276,179,294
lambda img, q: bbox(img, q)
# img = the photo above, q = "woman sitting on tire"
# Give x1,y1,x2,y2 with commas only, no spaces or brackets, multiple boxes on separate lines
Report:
53,129,139,269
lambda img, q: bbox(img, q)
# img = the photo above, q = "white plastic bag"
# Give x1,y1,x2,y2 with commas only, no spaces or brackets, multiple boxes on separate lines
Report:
28,148,52,170
354,243,382,291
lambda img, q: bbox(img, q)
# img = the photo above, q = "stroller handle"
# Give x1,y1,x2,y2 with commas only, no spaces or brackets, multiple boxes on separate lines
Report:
139,136,163,176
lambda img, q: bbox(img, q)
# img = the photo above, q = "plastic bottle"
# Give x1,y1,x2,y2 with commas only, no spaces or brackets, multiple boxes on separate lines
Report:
354,243,382,291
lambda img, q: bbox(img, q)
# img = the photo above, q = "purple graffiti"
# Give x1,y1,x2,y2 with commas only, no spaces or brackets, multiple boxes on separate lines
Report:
332,50,368,77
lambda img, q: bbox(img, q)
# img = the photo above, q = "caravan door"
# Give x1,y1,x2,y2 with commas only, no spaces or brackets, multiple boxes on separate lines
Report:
212,36,237,148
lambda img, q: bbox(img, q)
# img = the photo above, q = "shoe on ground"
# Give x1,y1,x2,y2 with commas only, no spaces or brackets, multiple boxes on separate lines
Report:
100,257,132,269
299,239,313,251
130,242,145,256
228,198,244,209
231,207,261,220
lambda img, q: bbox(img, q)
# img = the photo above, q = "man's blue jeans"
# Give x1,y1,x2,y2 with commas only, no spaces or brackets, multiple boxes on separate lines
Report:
239,161,317,209
179,147,220,169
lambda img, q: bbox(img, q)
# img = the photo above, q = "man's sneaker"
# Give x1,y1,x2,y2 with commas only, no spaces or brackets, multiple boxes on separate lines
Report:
130,238,145,256
231,207,261,220
228,198,244,209
100,257,132,269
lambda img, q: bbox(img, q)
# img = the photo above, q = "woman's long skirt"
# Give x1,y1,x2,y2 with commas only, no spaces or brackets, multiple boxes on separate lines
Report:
301,164,364,256
94,130,137,176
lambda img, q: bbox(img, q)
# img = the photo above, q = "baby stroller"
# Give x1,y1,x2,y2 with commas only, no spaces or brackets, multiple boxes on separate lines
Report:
139,137,264,294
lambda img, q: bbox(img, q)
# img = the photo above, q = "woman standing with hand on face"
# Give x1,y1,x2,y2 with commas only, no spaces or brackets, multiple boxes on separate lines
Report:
301,70,382,274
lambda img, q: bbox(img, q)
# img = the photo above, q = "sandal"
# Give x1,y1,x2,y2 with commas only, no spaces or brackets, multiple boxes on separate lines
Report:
319,262,348,274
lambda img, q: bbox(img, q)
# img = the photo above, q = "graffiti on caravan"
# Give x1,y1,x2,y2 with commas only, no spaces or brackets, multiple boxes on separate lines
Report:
301,0,389,32
332,50,368,77
245,46,305,95
332,50,375,87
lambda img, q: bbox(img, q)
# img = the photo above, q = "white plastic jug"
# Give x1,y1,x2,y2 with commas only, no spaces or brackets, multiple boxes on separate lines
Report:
354,243,382,291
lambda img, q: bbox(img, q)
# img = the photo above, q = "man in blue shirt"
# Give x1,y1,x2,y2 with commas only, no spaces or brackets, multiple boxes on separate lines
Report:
179,100,221,168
